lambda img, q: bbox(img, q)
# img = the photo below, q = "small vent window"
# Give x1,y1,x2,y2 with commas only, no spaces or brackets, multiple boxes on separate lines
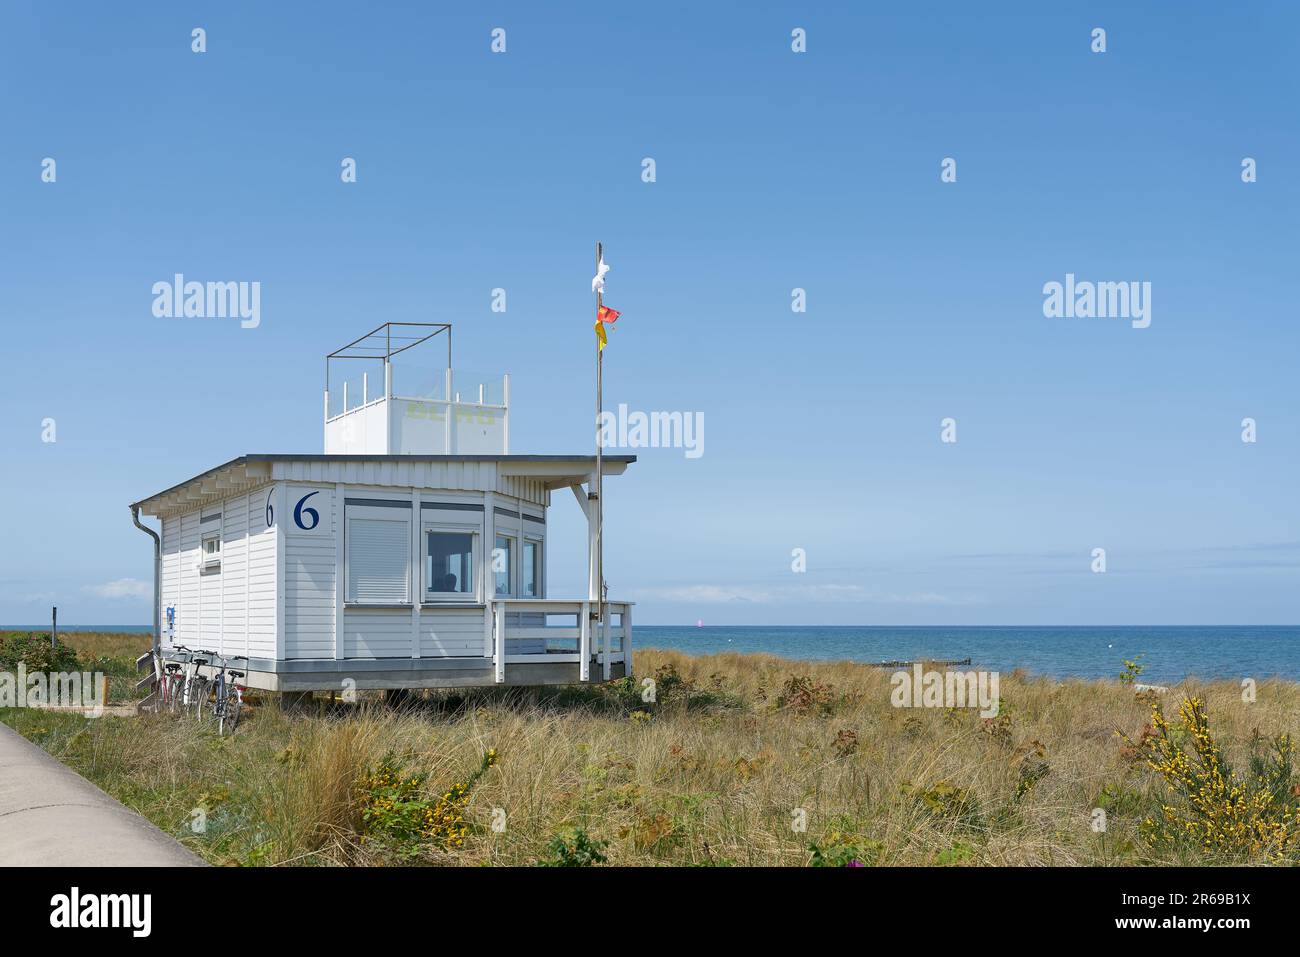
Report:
201,532,221,568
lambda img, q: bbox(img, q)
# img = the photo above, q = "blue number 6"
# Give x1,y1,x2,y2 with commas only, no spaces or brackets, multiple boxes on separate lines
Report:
266,492,275,527
293,491,321,531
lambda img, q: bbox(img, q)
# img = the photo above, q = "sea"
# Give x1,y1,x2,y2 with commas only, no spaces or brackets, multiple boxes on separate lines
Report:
635,625,1300,683
11,624,1299,682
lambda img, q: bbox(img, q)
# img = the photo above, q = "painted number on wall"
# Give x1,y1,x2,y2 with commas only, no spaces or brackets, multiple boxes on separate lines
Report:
265,491,275,528
293,491,321,530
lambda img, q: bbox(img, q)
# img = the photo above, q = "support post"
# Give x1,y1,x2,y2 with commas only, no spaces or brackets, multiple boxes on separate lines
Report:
502,374,510,453
586,475,600,604
625,605,633,678
593,242,604,632
384,360,393,454
493,602,505,683
444,368,453,453
579,601,591,682
602,607,611,681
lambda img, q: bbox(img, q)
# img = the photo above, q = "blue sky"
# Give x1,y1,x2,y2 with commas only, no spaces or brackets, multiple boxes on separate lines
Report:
1,2,1296,626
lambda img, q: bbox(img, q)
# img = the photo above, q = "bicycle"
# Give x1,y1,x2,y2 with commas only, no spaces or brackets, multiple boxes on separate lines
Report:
164,644,199,715
210,654,248,735
159,657,185,713
181,648,214,720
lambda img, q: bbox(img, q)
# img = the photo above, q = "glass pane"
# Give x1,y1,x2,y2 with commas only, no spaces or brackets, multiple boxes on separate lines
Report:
494,536,513,597
427,531,474,595
451,370,505,406
523,541,539,598
391,361,444,401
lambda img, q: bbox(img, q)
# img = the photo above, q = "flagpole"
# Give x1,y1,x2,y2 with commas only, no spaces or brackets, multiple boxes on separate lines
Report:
594,241,604,629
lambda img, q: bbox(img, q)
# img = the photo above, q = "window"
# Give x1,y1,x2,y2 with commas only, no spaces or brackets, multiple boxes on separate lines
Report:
494,535,514,597
347,510,411,604
427,530,476,599
523,539,542,598
201,532,221,569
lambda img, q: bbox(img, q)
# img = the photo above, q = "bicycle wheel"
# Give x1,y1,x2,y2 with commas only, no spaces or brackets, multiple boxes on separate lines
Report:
211,676,227,725
222,693,242,735
165,675,181,713
191,679,211,720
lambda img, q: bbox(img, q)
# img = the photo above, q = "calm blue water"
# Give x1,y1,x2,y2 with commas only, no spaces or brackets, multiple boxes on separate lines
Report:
11,624,1299,682
5,625,153,634
635,626,1300,682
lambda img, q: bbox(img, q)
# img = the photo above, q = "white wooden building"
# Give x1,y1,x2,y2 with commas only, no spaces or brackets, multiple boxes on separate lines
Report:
130,324,634,692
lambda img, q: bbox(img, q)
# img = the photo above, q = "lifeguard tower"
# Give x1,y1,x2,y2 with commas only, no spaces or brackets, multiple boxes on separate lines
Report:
131,323,634,694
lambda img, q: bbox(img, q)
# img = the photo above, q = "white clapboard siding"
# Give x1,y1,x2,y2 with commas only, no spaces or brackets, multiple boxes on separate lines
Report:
343,609,412,658
246,492,278,660
159,514,181,649
221,495,249,657
268,459,548,507
284,504,337,660
152,483,553,666
178,511,200,647
419,609,489,658
198,511,223,651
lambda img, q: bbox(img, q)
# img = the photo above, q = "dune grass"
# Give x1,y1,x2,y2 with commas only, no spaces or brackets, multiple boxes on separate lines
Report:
2,641,1298,866
0,629,146,704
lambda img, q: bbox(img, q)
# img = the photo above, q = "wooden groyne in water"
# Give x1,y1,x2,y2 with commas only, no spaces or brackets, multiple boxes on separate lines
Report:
867,657,973,669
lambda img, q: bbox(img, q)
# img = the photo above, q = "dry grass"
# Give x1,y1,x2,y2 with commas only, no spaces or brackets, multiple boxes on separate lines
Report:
56,630,149,663
3,647,1297,866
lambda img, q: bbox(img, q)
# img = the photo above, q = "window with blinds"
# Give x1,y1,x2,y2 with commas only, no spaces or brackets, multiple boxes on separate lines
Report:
346,512,411,604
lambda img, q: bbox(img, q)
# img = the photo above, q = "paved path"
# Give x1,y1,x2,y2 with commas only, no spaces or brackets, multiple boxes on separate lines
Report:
0,722,205,866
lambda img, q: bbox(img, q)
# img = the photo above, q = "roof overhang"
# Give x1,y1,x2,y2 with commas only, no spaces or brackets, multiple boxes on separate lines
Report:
131,456,273,519
131,454,636,518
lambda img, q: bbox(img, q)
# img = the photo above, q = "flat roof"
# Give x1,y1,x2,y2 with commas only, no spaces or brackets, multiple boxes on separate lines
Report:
131,453,637,513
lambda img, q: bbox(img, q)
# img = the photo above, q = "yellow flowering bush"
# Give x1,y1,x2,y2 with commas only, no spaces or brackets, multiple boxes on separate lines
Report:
1129,697,1300,862
358,748,499,858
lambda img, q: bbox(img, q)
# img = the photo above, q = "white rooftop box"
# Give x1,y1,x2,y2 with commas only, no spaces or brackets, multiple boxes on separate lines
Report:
324,322,509,455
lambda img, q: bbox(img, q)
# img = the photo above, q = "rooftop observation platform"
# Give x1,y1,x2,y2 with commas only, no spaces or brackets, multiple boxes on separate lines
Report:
325,322,510,456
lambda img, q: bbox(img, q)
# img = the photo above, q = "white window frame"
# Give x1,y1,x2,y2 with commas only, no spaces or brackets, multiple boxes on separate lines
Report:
345,504,412,606
522,536,544,599
493,533,517,599
423,521,482,603
201,530,222,569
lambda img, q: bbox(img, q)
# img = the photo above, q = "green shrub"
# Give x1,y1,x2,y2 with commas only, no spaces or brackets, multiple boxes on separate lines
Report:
908,780,985,830
0,632,80,673
537,828,609,866
1127,698,1300,862
775,675,837,717
357,748,498,859
809,834,882,867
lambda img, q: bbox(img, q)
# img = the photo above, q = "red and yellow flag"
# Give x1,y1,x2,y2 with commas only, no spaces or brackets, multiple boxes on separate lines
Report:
594,304,620,350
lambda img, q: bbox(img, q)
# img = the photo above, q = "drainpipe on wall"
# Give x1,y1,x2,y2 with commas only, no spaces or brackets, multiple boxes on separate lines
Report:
131,505,162,683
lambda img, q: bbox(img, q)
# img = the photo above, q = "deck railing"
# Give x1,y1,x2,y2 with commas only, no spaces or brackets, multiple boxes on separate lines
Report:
490,599,632,683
